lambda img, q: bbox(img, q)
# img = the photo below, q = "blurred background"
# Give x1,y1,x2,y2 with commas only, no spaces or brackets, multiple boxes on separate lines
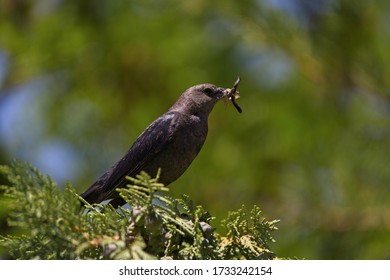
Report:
1,0,390,259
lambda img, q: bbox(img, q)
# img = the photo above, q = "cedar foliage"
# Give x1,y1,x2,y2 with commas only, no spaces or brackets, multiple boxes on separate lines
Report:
0,161,279,260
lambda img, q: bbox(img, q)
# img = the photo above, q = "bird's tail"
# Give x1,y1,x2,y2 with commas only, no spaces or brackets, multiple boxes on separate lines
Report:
80,181,126,208
80,182,103,205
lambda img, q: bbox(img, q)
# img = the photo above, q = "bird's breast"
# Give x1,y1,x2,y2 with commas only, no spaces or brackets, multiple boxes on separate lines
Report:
143,114,208,185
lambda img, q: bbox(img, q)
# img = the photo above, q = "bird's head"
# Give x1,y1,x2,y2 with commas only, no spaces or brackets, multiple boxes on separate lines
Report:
171,83,228,116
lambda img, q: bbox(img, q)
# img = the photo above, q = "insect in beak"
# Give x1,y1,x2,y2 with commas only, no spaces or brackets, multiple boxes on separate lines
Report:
223,76,242,113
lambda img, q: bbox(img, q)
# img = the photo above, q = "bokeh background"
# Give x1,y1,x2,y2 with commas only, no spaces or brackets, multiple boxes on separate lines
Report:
1,0,390,259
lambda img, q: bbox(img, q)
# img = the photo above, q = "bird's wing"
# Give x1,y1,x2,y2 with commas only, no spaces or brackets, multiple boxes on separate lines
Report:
81,112,179,203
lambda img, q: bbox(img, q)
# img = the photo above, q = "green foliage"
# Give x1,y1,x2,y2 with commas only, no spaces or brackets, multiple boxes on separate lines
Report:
221,206,278,260
0,161,279,260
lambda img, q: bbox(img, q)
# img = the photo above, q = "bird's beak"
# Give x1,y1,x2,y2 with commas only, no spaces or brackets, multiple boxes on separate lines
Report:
214,87,226,100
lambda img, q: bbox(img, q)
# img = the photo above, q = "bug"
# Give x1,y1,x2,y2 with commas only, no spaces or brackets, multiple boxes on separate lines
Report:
230,76,242,113
225,76,242,113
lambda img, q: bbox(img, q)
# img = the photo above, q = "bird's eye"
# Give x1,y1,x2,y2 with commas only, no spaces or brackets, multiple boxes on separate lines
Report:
203,87,214,95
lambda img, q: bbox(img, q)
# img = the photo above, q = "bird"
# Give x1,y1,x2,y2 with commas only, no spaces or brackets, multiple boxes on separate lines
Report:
80,83,238,208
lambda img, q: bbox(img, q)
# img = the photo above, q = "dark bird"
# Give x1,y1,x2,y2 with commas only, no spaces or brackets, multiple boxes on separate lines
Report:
81,82,241,207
